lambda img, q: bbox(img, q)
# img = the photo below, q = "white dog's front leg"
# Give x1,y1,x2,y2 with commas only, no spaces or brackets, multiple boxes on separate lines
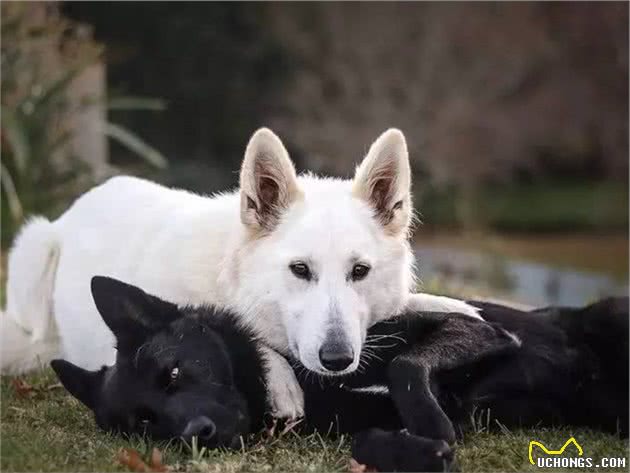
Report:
260,345,304,419
405,293,484,320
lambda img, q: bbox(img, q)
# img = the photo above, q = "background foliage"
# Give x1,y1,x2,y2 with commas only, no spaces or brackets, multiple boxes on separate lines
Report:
1,2,166,247
63,3,628,211
1,2,628,300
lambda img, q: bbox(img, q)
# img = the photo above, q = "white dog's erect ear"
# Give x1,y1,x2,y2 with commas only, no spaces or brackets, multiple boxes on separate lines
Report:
240,128,301,232
352,129,412,235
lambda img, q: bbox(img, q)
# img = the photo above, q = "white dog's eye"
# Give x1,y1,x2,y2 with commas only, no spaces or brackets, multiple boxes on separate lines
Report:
351,263,371,281
289,261,312,281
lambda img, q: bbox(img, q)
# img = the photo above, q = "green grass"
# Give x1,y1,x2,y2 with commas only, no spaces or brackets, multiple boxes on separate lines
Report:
2,370,628,472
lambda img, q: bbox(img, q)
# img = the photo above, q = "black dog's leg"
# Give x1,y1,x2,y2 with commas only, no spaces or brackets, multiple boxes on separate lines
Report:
389,358,455,442
388,316,520,442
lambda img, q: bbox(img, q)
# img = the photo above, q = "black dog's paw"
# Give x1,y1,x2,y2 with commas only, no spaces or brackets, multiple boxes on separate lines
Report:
351,428,456,472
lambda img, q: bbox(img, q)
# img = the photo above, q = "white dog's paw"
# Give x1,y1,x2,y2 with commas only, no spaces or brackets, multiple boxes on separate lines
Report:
405,293,484,320
261,346,305,419
266,371,305,419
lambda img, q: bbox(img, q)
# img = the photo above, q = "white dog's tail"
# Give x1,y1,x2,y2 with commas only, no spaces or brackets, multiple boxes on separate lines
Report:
1,217,62,374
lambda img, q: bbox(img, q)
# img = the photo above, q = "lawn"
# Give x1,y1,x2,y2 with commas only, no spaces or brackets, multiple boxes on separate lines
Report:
1,369,628,472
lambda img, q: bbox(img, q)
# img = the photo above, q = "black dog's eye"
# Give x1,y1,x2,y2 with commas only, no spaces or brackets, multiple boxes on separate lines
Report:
351,263,371,281
289,262,311,281
170,366,180,382
164,363,180,393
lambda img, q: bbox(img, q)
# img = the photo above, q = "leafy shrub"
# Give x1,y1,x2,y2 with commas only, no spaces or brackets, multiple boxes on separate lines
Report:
1,3,166,247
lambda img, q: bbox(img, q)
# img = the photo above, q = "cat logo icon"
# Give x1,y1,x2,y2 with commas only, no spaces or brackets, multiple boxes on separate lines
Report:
528,437,583,465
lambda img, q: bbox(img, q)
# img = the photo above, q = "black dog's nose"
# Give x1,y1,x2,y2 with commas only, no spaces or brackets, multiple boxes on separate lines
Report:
182,416,216,440
319,342,354,372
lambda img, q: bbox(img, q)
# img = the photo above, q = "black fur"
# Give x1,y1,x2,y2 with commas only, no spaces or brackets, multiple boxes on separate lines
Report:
306,299,629,438
52,278,628,472
352,429,454,472
301,311,523,441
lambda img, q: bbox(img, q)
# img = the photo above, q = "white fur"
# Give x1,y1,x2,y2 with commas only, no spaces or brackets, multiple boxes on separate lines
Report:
1,128,481,418
405,293,483,320
260,345,305,418
346,385,390,395
2,217,61,374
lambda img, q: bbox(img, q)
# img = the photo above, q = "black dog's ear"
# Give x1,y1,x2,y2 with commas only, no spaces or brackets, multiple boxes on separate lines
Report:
90,276,181,353
51,359,104,410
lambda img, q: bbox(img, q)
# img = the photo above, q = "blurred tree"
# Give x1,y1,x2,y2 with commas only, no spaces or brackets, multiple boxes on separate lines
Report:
64,2,290,191
265,3,628,228
62,2,628,231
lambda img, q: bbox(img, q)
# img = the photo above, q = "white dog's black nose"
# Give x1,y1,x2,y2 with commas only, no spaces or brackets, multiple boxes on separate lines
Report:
181,416,216,441
319,341,354,372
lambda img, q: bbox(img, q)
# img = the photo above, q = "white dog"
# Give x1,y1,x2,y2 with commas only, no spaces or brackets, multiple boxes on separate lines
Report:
1,128,480,418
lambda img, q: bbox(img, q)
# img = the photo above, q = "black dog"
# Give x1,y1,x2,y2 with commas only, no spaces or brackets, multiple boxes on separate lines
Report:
52,277,267,449
52,277,628,471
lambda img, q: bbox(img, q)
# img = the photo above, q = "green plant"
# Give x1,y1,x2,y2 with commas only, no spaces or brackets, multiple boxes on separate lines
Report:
1,3,167,247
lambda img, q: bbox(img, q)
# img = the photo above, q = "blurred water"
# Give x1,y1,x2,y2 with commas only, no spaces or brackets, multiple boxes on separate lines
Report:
415,246,628,307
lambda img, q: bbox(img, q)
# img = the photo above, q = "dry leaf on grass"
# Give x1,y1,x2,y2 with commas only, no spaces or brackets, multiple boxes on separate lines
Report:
11,378,34,398
349,458,366,473
117,447,169,472
118,448,150,472
349,458,378,473
150,447,168,472
10,379,62,398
